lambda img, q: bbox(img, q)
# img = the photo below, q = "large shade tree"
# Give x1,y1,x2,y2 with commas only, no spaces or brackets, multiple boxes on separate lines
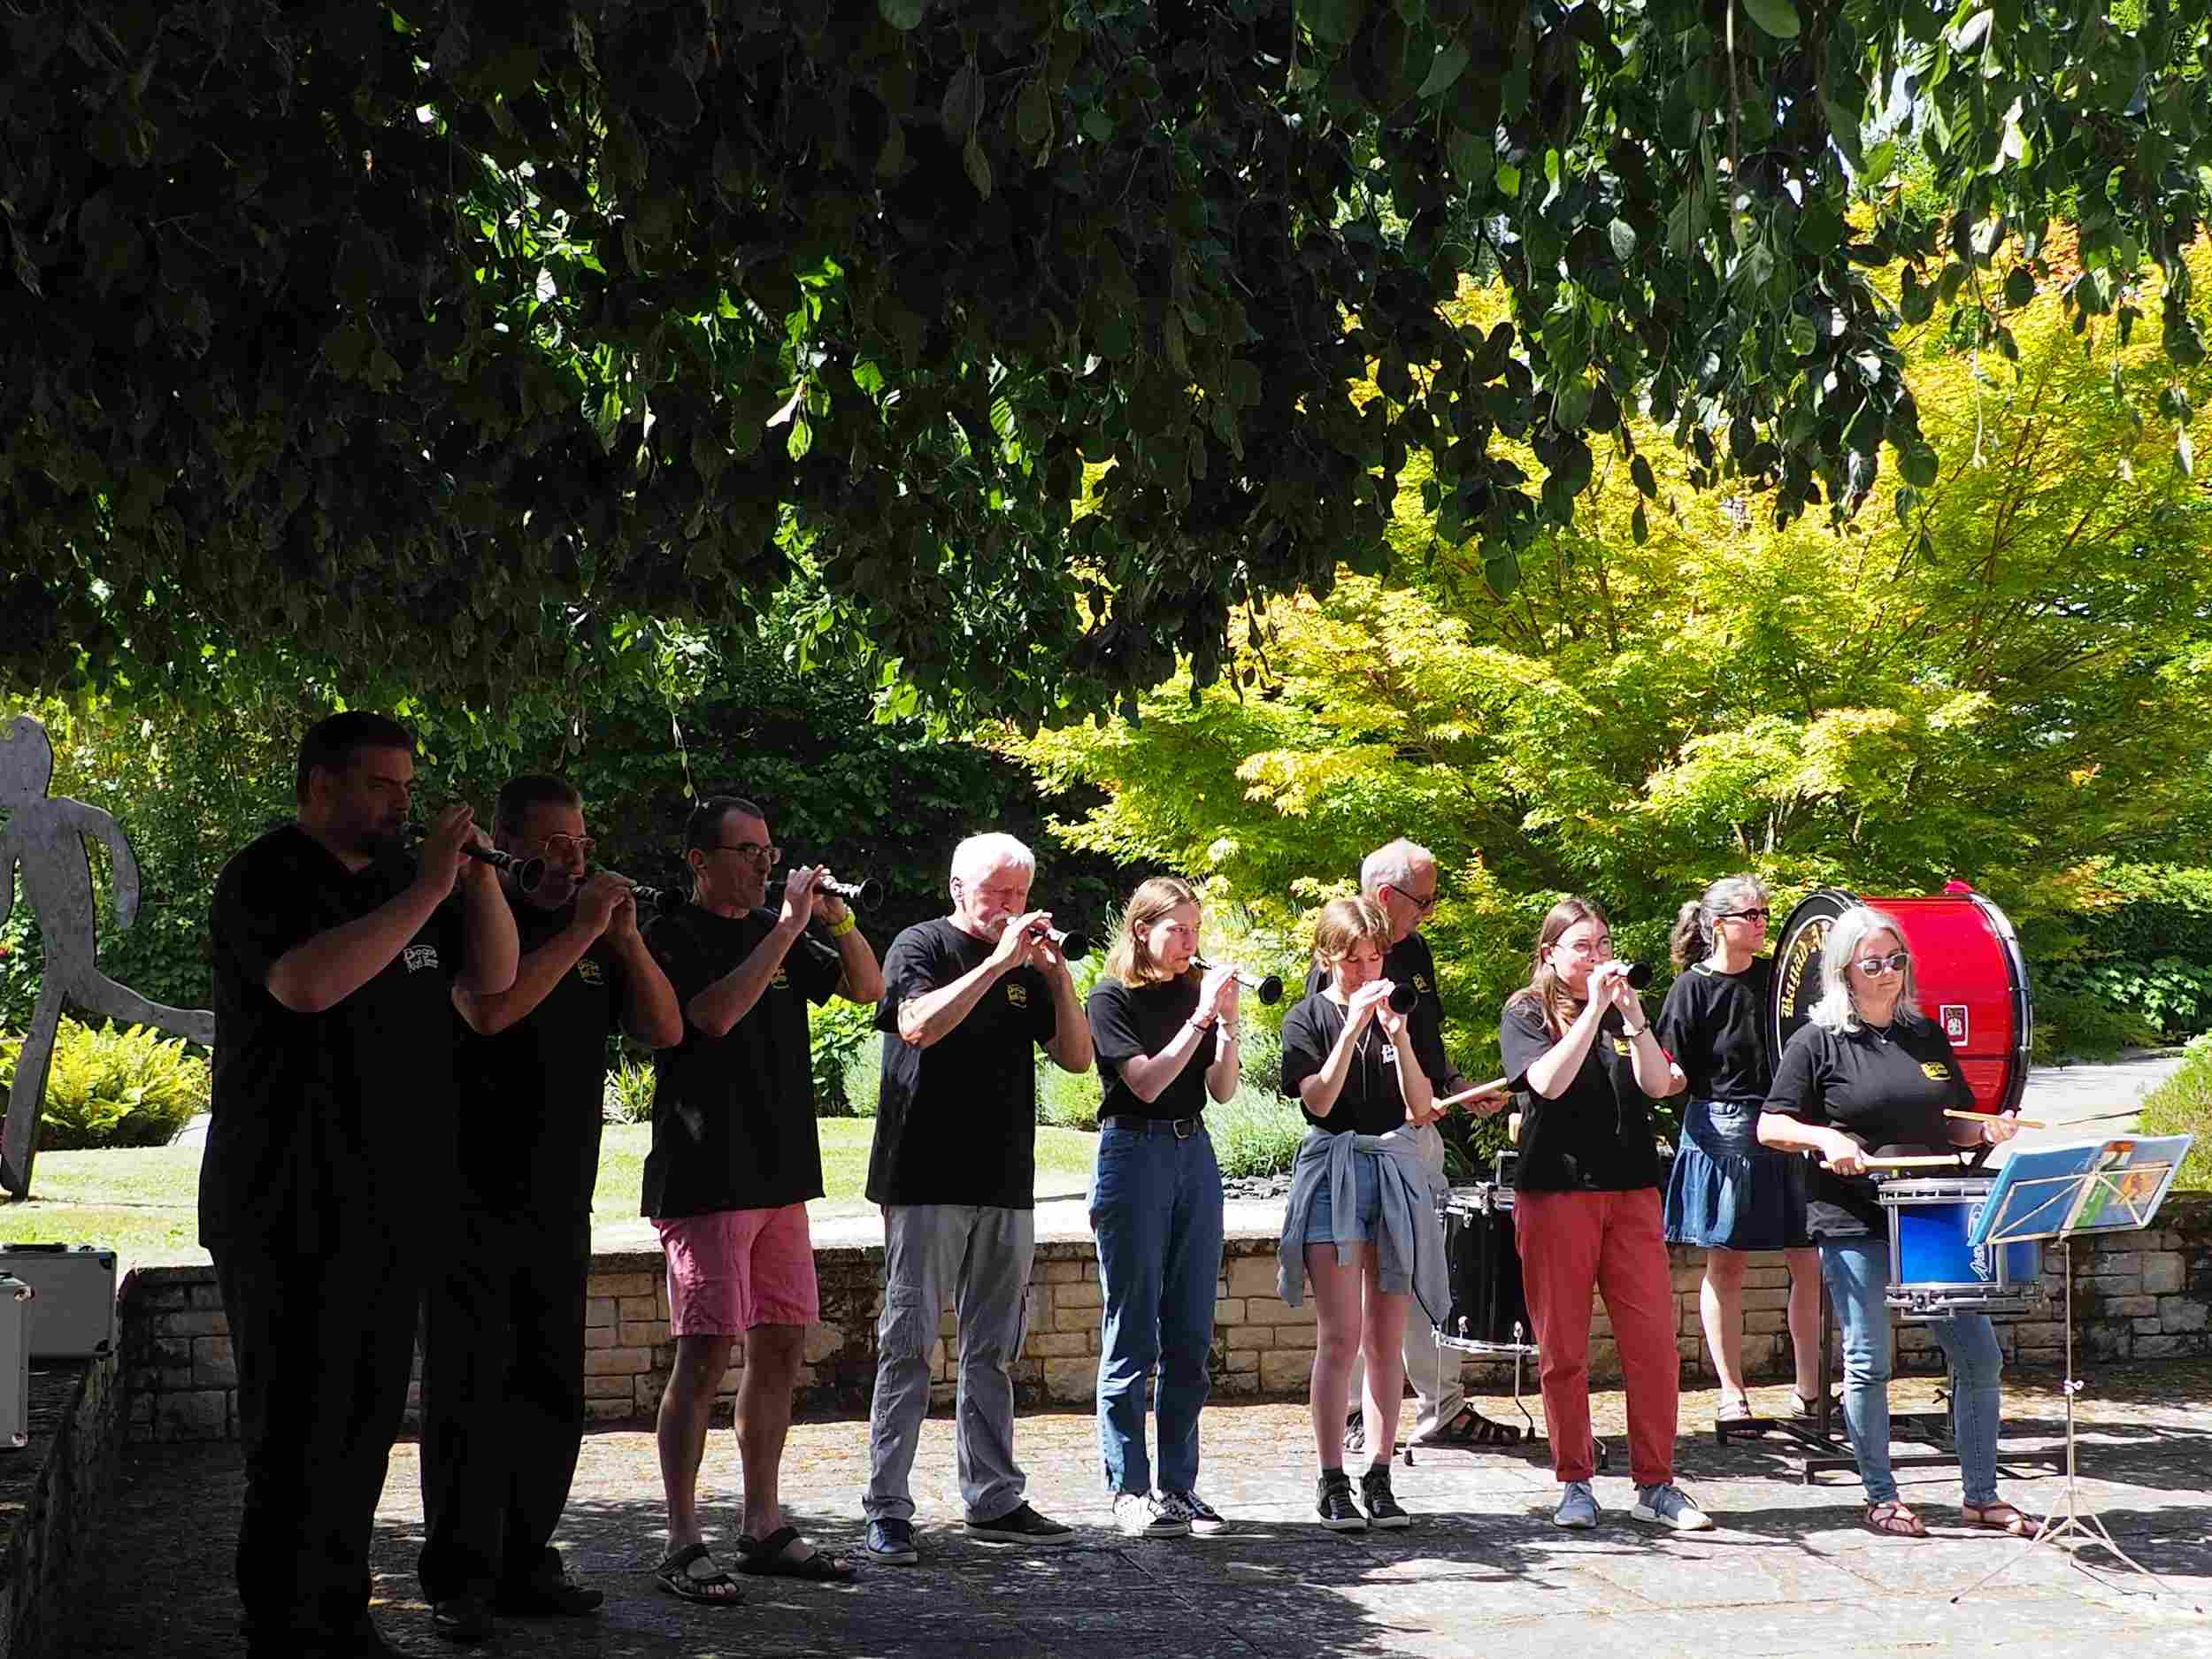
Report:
5,0,2208,722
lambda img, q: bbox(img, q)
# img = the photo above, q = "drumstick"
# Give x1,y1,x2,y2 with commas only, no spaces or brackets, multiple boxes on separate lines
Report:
1435,1078,1509,1109
1946,1108,2046,1130
1821,1153,1978,1171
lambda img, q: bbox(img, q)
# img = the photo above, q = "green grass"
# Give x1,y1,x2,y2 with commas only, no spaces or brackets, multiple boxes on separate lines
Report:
2139,1033,2212,1191
4,1119,1102,1266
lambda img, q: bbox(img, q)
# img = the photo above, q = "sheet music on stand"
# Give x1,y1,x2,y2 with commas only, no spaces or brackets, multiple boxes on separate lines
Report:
1952,1132,2200,1610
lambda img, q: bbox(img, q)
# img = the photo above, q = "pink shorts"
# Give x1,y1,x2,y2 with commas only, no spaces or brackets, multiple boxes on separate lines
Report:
653,1204,819,1334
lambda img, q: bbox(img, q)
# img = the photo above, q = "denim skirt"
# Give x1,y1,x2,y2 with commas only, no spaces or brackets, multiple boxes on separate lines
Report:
1663,1098,1811,1250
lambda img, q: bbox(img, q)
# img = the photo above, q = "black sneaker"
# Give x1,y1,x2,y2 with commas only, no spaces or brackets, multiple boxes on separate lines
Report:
965,1502,1076,1546
495,1568,603,1617
431,1594,495,1643
1359,1464,1410,1529
1316,1469,1367,1532
866,1517,921,1564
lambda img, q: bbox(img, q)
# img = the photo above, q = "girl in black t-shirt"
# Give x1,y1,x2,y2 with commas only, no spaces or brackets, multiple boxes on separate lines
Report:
1657,873,1824,1425
1085,877,1241,1540
1500,897,1710,1532
1278,896,1434,1530
1756,905,2033,1542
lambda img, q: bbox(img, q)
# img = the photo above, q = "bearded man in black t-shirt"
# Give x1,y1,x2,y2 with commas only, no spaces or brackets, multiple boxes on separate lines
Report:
201,712,518,1659
415,775,683,1642
1305,838,1511,1455
858,831,1094,1565
642,795,884,1601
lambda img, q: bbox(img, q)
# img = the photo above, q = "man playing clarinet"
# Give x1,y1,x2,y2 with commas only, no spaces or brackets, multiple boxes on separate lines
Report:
860,832,1093,1564
417,775,683,1642
1310,838,1513,1454
643,796,882,1602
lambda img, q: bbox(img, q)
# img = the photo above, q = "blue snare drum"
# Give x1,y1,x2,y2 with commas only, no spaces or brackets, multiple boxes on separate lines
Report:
1878,1175,2044,1320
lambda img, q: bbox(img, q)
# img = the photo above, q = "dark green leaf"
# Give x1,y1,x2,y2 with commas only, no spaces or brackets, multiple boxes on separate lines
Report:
1742,0,1801,41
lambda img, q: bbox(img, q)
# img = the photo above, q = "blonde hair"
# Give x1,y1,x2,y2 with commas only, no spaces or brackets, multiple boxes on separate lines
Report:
1104,876,1202,987
1312,895,1389,973
1808,905,1922,1033
1508,895,1609,1038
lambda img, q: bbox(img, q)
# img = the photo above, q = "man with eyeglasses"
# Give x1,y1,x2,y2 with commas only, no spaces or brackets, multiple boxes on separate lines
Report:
641,795,884,1601
417,775,683,1642
1308,838,1514,1455
859,831,1093,1564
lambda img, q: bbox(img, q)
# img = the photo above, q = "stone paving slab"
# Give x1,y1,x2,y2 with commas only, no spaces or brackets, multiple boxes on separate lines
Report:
71,1361,2212,1658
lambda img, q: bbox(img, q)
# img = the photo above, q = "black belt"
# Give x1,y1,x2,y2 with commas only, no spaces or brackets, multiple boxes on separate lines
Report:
1101,1115,1206,1138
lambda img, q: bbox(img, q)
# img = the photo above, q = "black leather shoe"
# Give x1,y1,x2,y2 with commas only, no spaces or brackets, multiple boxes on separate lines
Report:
432,1593,496,1643
495,1572,604,1617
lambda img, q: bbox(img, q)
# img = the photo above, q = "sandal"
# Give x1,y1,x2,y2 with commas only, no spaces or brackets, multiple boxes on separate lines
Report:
654,1542,746,1605
1716,1394,1754,1425
1412,1405,1524,1448
735,1525,856,1582
1790,1388,1840,1417
1962,1501,2044,1539
1864,1501,1928,1539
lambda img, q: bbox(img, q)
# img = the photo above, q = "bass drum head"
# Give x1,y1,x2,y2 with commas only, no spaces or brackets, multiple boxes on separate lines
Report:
1768,885,2032,1117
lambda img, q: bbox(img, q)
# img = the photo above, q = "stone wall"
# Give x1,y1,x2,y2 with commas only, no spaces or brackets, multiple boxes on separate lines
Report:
120,1190,2212,1440
0,1356,125,1658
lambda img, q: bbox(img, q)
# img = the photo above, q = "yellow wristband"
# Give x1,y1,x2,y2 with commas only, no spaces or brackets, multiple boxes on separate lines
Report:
827,910,857,939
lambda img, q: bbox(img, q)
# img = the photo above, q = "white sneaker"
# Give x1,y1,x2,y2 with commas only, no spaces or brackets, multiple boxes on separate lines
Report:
1631,1482,1715,1532
1552,1479,1600,1529
1114,1491,1189,1539
1156,1489,1228,1537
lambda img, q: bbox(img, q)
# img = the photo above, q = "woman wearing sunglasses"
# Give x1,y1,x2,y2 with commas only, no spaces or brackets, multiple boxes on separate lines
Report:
1756,905,2032,1540
1658,876,1825,1425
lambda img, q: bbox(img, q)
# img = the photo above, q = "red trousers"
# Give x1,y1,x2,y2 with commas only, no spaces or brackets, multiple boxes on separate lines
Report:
1513,1187,1680,1486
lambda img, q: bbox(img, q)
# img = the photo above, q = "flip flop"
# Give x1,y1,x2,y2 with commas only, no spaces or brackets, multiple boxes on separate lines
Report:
735,1525,857,1582
653,1542,746,1605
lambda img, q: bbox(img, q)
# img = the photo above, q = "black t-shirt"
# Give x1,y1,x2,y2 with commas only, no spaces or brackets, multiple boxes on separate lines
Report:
201,823,465,1256
642,904,842,1217
1764,1015,1975,1240
1088,976,1208,1124
1655,958,1774,1103
1302,931,1453,1090
454,893,628,1236
1499,994,1659,1192
868,918,1056,1207
1279,991,1409,1137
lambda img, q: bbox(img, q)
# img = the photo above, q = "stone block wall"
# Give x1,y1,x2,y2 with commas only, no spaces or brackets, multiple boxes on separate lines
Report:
0,1356,124,1658
119,1190,2212,1440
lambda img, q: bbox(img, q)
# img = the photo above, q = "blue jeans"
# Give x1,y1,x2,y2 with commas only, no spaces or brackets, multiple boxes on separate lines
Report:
1090,1124,1226,1496
1820,1237,2006,1506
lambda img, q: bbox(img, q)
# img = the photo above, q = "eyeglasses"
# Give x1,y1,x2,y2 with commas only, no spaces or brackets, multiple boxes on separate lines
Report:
710,842,781,866
1853,950,1911,976
531,833,597,861
1720,908,1770,924
1389,884,1440,915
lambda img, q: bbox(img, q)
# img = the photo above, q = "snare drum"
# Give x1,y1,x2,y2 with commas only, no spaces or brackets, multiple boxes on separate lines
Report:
1878,1174,2044,1320
1438,1184,1534,1353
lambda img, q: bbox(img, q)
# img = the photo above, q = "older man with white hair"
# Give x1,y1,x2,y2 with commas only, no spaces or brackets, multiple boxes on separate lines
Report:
861,832,1094,1564
1306,837,1514,1454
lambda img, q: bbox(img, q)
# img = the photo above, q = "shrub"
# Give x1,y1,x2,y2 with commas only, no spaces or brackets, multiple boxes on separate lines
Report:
602,1055,656,1124
1210,1083,1310,1179
810,999,880,1117
1036,1059,1103,1131
2030,987,2163,1064
2138,1033,2212,1192
0,1018,209,1149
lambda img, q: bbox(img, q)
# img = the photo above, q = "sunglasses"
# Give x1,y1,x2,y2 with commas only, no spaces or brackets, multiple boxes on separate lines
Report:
1720,908,1770,924
1853,950,1911,976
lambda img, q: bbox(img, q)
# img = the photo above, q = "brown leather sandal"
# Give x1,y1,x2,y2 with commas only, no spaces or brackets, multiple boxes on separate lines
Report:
1962,1501,2044,1539
1864,1501,1928,1538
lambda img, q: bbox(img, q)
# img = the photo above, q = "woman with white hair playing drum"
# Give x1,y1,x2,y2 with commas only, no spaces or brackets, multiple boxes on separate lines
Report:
1755,905,2034,1540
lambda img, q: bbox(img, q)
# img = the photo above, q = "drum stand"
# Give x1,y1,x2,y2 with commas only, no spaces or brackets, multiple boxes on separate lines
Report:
1952,1237,2202,1610
1402,1325,1549,1468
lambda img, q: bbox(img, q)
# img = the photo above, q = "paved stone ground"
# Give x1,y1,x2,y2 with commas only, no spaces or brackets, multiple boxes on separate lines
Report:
74,1362,2212,1659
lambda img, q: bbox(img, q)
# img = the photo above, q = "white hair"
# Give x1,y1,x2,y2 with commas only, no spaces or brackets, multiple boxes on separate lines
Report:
950,831,1036,884
1360,837,1434,897
1807,905,1923,1033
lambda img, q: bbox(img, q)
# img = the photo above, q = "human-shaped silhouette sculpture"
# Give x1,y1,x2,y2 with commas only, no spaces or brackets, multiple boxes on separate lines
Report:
0,714,214,1196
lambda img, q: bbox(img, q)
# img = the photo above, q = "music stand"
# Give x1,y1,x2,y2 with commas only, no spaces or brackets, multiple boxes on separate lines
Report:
1951,1133,2200,1609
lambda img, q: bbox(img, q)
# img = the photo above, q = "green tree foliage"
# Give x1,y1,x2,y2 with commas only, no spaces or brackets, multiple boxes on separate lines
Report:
9,3,2212,724
1006,273,2212,1080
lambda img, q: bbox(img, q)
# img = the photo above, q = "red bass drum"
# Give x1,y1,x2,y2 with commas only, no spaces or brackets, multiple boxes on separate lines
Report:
1769,881,2032,1117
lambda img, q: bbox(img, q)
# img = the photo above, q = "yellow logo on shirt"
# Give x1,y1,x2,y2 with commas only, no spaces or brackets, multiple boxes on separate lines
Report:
1613,1039,1633,1056
576,959,604,986
1922,1062,1951,1080
1007,982,1029,1008
1413,974,1431,994
771,968,789,991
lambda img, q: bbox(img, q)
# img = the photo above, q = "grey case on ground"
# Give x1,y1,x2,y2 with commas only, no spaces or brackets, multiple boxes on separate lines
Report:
0,1275,30,1450
0,1244,119,1358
